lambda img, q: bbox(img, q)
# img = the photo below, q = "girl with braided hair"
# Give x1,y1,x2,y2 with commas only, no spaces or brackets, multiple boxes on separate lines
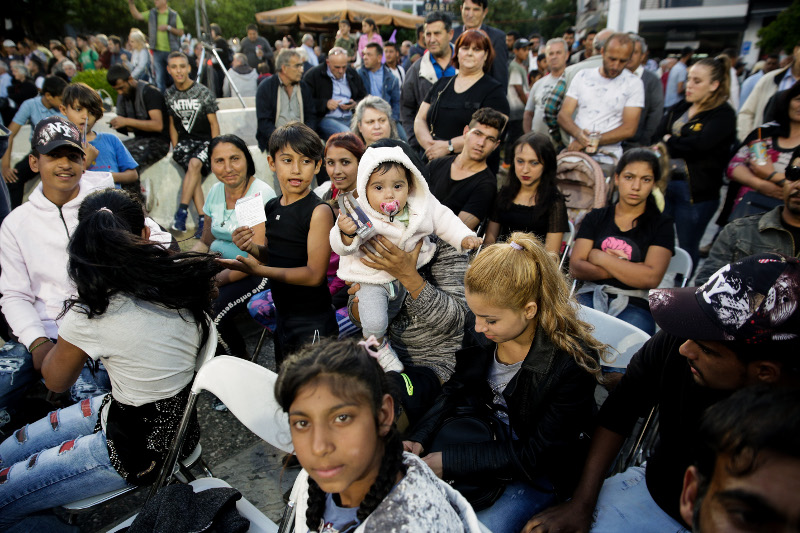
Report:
275,338,483,532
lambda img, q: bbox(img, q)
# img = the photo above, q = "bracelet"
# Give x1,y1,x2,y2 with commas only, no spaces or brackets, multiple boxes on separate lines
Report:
766,171,778,181
408,280,427,295
340,229,357,238
28,339,49,353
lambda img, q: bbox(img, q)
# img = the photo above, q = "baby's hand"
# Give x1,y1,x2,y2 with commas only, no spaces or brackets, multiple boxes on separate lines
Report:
461,235,483,250
338,214,358,235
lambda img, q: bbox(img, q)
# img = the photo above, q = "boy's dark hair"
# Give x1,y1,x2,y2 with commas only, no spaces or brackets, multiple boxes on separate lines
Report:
209,134,257,178
107,64,132,86
383,41,398,51
268,122,325,161
210,23,222,36
469,107,507,133
537,53,546,62
340,18,351,28
109,35,122,47
77,34,89,42
416,24,424,38
507,30,520,40
246,23,258,32
42,75,68,99
467,0,489,9
691,385,800,528
564,27,575,36
167,51,189,63
365,42,383,56
424,11,452,31
62,82,104,120
275,338,406,529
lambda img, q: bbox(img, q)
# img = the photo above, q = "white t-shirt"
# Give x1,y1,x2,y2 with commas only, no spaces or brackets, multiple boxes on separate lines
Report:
566,67,644,160
59,294,201,407
507,60,529,118
525,73,562,136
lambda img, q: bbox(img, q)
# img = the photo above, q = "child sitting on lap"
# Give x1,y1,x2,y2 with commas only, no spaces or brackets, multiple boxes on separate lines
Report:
331,142,481,370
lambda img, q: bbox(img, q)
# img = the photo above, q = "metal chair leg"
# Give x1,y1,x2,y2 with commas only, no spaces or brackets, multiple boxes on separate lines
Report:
251,328,268,363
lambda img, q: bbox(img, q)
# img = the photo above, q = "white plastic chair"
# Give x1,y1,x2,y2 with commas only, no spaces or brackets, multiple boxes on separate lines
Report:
577,305,651,370
559,220,576,270
659,246,693,288
62,322,219,519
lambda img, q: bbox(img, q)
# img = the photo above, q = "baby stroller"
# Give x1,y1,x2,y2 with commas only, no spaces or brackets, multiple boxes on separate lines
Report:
555,151,608,230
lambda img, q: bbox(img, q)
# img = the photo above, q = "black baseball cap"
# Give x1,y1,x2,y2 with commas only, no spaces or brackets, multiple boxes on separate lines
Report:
32,116,85,156
649,253,800,345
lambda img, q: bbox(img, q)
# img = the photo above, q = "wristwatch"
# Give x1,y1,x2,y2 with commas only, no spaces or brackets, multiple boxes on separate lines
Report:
448,140,454,153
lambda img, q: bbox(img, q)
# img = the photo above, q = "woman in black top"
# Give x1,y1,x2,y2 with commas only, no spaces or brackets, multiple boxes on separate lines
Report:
655,55,736,268
570,149,674,334
484,132,568,253
413,29,509,163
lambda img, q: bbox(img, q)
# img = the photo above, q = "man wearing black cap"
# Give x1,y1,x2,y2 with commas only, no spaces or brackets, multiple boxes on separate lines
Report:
523,253,800,533
0,116,171,435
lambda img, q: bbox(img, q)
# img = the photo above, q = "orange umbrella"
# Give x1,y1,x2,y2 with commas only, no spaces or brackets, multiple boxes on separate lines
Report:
256,0,424,29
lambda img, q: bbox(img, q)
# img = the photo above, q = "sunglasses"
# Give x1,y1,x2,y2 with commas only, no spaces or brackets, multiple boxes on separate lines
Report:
786,166,800,182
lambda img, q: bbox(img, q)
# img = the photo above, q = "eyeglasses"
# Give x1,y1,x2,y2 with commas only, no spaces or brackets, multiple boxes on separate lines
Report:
786,166,800,183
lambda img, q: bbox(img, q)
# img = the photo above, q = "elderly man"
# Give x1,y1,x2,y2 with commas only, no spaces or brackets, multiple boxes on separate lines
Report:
303,46,367,139
301,34,319,68
623,34,664,148
223,52,258,98
256,48,317,152
523,38,568,140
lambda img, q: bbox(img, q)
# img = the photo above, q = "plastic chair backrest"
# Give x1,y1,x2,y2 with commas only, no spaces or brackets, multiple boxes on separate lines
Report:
666,247,693,288
192,356,293,453
197,321,219,372
577,305,650,369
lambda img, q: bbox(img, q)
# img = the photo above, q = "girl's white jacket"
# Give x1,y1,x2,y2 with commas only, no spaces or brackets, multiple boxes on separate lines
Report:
0,172,172,349
330,146,475,285
291,452,485,532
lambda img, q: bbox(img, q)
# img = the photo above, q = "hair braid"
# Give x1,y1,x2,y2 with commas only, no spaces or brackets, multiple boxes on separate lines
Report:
356,427,406,524
305,477,328,531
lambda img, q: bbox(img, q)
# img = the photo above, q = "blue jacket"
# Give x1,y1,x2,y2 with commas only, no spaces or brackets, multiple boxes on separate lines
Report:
357,65,401,121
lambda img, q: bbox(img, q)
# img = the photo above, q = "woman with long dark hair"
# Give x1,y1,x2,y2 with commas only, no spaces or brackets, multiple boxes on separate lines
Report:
0,189,219,528
655,55,736,267
484,132,568,253
192,134,275,362
570,148,674,334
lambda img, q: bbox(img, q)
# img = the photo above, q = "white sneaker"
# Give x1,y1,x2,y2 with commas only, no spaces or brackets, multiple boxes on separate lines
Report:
375,340,404,373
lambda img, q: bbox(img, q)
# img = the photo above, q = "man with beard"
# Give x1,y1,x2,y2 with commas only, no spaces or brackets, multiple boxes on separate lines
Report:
523,252,800,533
695,153,800,284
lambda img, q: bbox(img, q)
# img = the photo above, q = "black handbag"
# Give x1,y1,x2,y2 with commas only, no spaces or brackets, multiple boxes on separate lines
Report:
427,407,510,511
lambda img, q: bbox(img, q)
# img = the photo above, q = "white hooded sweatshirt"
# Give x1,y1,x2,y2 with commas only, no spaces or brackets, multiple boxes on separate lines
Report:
0,171,172,348
330,146,475,285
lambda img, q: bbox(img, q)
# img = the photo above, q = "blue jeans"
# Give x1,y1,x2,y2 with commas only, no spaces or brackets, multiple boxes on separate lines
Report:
576,293,655,335
319,116,352,139
0,342,112,434
152,50,171,92
664,180,718,271
0,395,130,528
590,465,688,533
476,478,557,533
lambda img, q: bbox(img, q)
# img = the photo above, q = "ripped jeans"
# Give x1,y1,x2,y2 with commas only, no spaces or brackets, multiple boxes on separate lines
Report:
0,394,130,528
0,341,112,433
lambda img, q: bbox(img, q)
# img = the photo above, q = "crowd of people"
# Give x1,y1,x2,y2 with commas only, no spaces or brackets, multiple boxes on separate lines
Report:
0,0,799,531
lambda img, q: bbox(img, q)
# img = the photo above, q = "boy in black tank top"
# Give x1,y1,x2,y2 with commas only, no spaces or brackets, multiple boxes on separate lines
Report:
219,122,337,366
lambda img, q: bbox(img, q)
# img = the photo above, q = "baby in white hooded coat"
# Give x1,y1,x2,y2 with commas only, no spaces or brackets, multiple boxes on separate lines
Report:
330,144,481,370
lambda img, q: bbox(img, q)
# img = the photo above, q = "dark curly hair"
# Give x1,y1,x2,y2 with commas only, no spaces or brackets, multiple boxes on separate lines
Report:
275,338,406,529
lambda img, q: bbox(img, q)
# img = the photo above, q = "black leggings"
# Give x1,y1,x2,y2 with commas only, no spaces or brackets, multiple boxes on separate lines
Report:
213,275,269,358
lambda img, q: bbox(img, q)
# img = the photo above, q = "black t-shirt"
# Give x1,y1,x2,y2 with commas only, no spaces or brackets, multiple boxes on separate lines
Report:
116,82,169,140
490,193,569,244
265,192,333,316
576,205,674,293
427,155,497,222
598,330,730,524
780,215,800,256
423,75,509,142
165,82,218,141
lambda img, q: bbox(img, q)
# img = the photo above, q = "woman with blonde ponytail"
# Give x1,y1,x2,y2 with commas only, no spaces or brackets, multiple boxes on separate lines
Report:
403,232,607,533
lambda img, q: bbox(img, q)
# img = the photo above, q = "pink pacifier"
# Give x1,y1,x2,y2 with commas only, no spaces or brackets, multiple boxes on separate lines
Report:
380,200,400,219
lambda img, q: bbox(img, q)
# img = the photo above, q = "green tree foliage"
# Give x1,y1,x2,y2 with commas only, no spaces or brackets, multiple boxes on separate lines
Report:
71,68,118,105
757,0,800,55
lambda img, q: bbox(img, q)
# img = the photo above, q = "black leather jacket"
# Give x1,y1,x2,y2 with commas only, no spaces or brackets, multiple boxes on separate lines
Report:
408,327,598,498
